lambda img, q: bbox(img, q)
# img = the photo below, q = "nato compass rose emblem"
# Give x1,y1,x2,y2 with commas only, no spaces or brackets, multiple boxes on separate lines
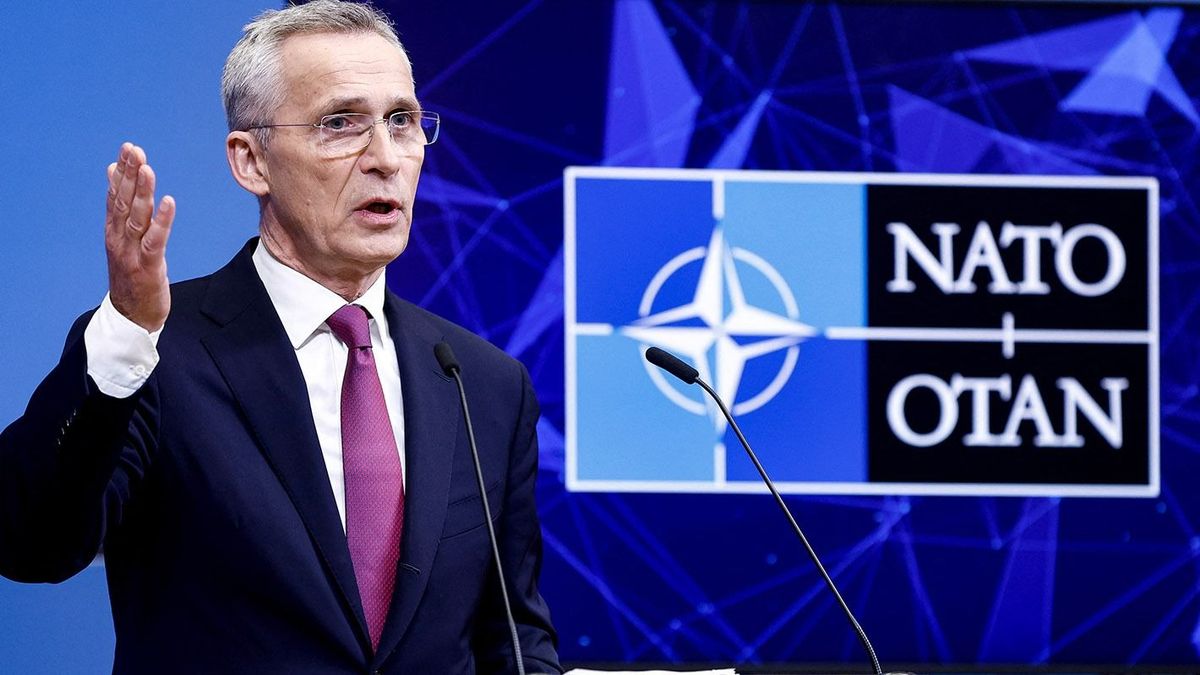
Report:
621,225,816,432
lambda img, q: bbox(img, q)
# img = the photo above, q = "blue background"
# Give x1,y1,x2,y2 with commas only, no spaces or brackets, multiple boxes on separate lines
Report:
3,0,1200,671
0,2,263,672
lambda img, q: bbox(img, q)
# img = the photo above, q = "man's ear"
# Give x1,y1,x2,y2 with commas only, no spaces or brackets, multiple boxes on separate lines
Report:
226,131,270,197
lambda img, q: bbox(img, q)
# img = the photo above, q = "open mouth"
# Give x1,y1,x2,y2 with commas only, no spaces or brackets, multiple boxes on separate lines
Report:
363,201,398,214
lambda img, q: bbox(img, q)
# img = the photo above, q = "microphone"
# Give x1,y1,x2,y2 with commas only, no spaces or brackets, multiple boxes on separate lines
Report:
435,342,526,675
644,346,885,675
645,345,698,384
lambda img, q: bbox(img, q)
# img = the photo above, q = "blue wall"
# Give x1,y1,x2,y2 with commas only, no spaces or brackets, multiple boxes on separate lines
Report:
0,2,263,671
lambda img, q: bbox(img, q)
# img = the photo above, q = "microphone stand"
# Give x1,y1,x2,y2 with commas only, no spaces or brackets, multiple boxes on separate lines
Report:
695,377,882,675
646,347,884,675
436,343,527,675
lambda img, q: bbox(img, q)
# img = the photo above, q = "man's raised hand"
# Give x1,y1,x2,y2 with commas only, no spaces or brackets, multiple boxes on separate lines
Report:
105,142,175,332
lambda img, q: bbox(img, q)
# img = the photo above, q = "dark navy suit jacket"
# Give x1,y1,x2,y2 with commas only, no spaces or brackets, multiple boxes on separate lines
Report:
0,240,561,674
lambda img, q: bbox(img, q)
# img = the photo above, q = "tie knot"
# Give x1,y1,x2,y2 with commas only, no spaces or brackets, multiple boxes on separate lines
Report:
327,304,372,349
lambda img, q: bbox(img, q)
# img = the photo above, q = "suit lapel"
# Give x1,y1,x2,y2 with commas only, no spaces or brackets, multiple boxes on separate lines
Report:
374,294,460,663
198,242,371,650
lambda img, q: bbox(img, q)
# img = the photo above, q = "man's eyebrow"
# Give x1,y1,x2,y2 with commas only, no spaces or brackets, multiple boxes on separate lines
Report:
319,95,369,112
318,95,422,112
391,96,421,111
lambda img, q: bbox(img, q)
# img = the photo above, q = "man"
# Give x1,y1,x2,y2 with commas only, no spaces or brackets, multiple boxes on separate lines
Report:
0,1,560,673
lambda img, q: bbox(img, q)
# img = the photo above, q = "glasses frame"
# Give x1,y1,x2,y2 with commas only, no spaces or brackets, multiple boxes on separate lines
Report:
246,110,441,152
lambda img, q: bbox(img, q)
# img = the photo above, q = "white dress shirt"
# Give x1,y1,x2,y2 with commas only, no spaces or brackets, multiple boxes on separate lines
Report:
83,241,406,530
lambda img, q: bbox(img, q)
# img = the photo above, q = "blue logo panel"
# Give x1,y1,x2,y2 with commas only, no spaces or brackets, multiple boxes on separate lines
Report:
573,177,712,326
722,180,865,329
575,335,717,482
726,338,867,484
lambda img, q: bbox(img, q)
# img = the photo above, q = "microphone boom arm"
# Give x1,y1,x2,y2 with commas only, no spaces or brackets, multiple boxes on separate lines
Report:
436,343,527,675
644,346,883,674
693,377,883,675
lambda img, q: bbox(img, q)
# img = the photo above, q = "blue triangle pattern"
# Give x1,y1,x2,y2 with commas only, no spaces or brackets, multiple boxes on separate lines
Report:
505,249,563,358
888,86,1093,175
1146,8,1183,48
604,0,700,167
1062,18,1161,116
889,86,1000,172
418,174,508,208
964,12,1137,69
967,8,1197,123
978,501,1059,662
709,91,773,169
1154,65,1198,123
536,419,564,474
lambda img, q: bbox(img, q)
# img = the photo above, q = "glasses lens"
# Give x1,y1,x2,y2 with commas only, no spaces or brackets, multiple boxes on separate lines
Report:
384,111,439,146
318,113,372,155
419,113,440,145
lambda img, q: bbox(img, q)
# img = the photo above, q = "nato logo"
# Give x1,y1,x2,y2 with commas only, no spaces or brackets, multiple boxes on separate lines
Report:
564,167,1158,497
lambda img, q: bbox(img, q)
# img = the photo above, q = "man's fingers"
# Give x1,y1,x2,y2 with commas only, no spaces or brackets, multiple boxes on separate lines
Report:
142,195,176,255
107,144,132,207
158,195,176,233
105,162,120,237
108,144,130,191
127,164,157,235
110,144,145,235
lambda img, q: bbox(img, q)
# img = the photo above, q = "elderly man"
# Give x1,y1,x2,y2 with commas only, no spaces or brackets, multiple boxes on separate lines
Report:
0,1,560,673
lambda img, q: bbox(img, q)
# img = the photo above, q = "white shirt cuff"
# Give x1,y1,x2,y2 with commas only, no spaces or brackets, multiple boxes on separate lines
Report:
83,293,162,399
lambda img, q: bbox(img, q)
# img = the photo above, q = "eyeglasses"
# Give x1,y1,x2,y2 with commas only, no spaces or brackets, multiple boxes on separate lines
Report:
247,110,441,156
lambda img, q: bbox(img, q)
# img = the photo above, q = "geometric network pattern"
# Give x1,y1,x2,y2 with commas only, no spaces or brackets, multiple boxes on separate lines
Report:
382,0,1200,668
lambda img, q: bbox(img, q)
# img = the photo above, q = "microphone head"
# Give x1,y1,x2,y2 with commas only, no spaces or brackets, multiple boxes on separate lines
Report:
644,346,698,384
434,341,461,375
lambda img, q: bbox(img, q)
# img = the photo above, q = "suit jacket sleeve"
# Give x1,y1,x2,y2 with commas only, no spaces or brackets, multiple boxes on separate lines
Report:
471,363,562,674
0,311,154,583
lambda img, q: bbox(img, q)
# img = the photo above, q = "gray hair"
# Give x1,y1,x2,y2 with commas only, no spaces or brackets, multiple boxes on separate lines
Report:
221,0,406,138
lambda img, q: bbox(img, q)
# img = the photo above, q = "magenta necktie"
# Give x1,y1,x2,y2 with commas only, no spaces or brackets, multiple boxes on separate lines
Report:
326,304,404,651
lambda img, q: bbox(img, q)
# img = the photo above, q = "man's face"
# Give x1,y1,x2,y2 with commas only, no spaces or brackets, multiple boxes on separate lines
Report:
257,31,424,287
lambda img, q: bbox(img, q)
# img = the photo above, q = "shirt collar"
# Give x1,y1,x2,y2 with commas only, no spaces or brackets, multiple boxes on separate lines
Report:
251,240,389,349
